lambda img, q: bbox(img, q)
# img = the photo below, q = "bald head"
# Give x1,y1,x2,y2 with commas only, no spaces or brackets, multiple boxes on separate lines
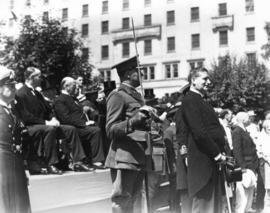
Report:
61,77,77,96
235,112,250,126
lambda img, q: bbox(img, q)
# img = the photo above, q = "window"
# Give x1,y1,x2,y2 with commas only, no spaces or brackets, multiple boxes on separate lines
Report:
167,37,175,52
122,17,129,29
82,4,88,17
62,8,68,21
165,63,179,79
144,0,151,7
82,48,89,62
100,70,111,81
246,27,255,42
167,10,175,25
123,0,129,10
10,0,14,9
44,0,49,4
219,30,228,45
188,60,204,70
141,66,155,80
191,7,199,22
42,11,49,23
245,0,254,12
219,3,227,16
82,24,89,37
26,0,31,6
101,21,109,34
102,1,108,14
62,27,68,35
144,40,152,55
122,42,129,57
144,14,152,26
101,45,109,59
247,53,256,69
191,34,200,49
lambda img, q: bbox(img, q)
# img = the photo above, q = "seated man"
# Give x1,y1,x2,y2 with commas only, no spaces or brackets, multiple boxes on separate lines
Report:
54,77,105,168
15,67,92,174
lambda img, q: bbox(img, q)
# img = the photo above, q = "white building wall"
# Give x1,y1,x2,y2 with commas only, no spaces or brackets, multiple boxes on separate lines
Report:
1,0,270,97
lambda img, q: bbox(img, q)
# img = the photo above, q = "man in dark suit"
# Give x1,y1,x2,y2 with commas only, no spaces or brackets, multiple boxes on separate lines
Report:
54,77,105,168
15,67,92,174
105,56,153,213
181,67,227,213
232,112,258,213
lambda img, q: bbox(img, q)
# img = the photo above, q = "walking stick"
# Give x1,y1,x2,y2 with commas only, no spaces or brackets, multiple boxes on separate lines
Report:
221,164,232,213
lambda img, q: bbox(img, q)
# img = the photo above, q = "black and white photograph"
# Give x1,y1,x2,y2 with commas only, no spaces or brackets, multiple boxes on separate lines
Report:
0,0,270,212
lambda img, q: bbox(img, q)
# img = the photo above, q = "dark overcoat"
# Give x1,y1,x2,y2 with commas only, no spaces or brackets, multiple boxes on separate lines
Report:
181,91,226,198
105,84,147,170
0,104,31,213
232,126,259,172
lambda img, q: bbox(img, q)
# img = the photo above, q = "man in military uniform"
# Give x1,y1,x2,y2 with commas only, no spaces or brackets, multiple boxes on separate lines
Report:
105,56,151,213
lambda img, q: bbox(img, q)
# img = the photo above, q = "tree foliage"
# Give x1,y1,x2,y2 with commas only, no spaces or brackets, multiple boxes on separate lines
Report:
262,22,270,60
0,17,93,90
207,54,269,115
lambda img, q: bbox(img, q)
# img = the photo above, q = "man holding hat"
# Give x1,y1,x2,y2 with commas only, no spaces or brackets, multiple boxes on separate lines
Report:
0,66,31,212
15,67,92,174
105,56,152,213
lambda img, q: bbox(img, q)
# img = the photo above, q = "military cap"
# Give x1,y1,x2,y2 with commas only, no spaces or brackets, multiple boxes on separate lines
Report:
0,65,16,86
112,56,138,78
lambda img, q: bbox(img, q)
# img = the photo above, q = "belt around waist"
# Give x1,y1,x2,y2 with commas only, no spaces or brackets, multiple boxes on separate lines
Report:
0,142,22,154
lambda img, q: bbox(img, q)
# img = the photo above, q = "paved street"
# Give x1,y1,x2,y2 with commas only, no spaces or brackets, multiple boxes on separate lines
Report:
29,169,171,213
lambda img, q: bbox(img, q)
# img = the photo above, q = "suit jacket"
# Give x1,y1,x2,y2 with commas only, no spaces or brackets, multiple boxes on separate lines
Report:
181,91,226,197
54,93,87,128
105,83,147,170
15,84,52,125
175,106,189,190
232,126,259,172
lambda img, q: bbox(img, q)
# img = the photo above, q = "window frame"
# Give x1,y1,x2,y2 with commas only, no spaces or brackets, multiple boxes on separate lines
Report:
144,14,152,26
167,36,175,52
191,7,199,22
218,3,227,16
167,10,175,25
191,34,200,49
102,1,108,14
101,45,109,60
219,30,228,46
62,8,68,21
164,62,179,79
101,20,109,34
81,24,89,37
122,17,130,29
82,4,89,17
144,39,152,55
246,27,255,42
122,42,130,57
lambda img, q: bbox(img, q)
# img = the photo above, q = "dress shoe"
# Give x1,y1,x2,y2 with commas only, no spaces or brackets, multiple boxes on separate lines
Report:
73,163,95,172
92,162,106,170
48,165,63,175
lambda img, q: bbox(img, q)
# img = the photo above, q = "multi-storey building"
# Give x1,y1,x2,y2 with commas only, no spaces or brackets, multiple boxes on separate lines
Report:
1,0,270,97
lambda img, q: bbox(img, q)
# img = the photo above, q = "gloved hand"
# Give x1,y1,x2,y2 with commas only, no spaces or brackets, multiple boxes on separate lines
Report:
129,110,149,130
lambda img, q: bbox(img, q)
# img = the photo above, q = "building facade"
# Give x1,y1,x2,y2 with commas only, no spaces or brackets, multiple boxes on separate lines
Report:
1,0,270,97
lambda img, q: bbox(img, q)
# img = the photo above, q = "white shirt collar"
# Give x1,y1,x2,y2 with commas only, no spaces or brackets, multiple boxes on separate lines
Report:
25,82,35,91
61,90,69,95
190,87,204,97
0,99,9,108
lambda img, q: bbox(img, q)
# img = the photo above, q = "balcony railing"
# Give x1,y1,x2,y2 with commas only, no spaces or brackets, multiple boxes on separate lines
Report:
111,24,161,44
212,15,234,32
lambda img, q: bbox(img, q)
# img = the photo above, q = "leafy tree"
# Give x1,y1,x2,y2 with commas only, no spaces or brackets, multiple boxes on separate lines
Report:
262,22,270,60
207,54,269,116
0,17,93,90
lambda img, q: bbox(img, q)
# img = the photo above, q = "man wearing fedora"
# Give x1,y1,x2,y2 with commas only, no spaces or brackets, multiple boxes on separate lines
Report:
105,56,152,213
0,66,31,212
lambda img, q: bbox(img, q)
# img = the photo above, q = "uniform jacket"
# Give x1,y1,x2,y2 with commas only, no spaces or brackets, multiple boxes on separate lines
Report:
0,104,32,213
54,93,87,128
15,85,52,125
105,83,147,170
232,125,259,172
181,91,226,197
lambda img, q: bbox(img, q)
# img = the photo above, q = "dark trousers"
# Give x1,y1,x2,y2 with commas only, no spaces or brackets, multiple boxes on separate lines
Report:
77,125,104,163
110,168,145,213
27,124,86,166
